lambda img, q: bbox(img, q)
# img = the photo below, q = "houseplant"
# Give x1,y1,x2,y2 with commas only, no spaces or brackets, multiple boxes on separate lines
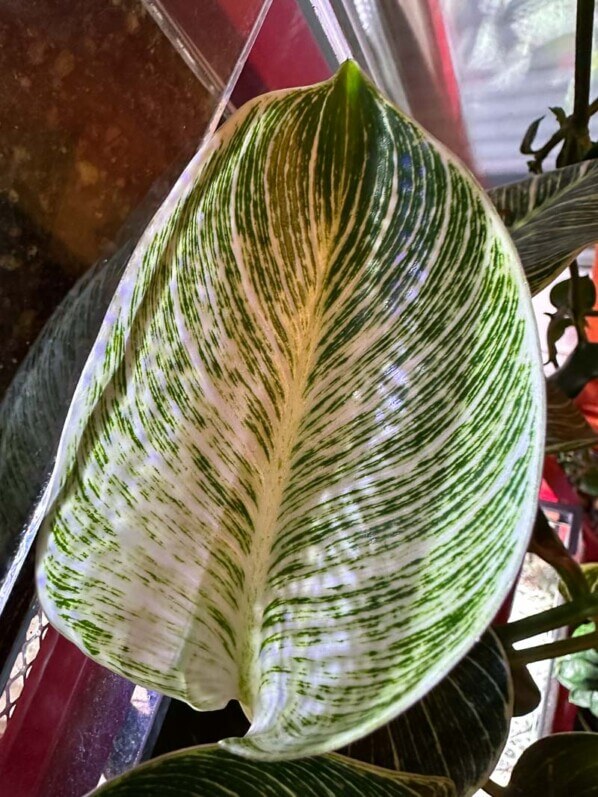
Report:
3,5,598,797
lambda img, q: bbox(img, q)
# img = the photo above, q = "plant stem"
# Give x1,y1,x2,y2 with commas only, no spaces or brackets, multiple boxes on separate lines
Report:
578,710,594,731
530,97,598,169
572,0,595,136
508,629,598,667
482,779,506,796
569,260,589,342
497,596,598,644
529,508,589,599
566,0,594,338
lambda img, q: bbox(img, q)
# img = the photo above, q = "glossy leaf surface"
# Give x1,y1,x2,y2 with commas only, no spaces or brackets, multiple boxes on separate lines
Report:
88,747,456,797
504,733,598,796
489,161,598,294
35,62,544,759
343,630,512,797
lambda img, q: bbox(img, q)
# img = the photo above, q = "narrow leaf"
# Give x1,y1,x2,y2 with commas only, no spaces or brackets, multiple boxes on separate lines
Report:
35,61,544,759
545,380,598,454
549,107,568,127
88,747,457,797
343,630,512,797
488,161,598,294
504,733,598,796
545,311,573,367
519,116,544,155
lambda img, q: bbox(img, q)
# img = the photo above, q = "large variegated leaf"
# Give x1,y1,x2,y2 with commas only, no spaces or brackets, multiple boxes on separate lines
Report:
488,161,598,294
88,747,456,797
35,62,544,759
503,733,598,796
343,630,512,797
545,380,598,454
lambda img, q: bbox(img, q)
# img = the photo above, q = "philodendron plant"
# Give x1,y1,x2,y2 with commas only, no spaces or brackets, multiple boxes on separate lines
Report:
5,61,598,794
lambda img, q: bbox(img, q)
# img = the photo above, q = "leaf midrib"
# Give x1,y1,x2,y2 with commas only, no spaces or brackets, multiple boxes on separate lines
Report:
237,284,325,708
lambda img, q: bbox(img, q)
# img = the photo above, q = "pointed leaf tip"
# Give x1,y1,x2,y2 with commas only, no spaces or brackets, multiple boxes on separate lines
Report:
336,59,367,97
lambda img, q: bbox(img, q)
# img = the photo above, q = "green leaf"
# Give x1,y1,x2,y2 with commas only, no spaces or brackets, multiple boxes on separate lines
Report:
581,563,598,594
88,747,456,796
34,61,544,759
545,310,574,367
579,469,598,496
559,563,598,601
549,106,568,127
342,630,512,797
503,733,598,796
552,341,598,398
519,116,544,155
488,161,598,294
555,621,598,717
511,664,541,716
545,380,598,454
550,279,572,310
550,276,598,314
579,275,598,311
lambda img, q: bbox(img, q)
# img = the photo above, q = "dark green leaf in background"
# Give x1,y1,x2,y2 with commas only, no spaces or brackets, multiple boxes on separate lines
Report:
88,747,456,797
343,631,512,797
519,116,544,155
503,733,598,796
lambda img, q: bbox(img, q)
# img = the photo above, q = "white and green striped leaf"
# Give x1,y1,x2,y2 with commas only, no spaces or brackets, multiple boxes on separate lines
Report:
488,161,598,294
35,62,544,759
88,747,456,797
546,380,598,454
343,630,512,797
